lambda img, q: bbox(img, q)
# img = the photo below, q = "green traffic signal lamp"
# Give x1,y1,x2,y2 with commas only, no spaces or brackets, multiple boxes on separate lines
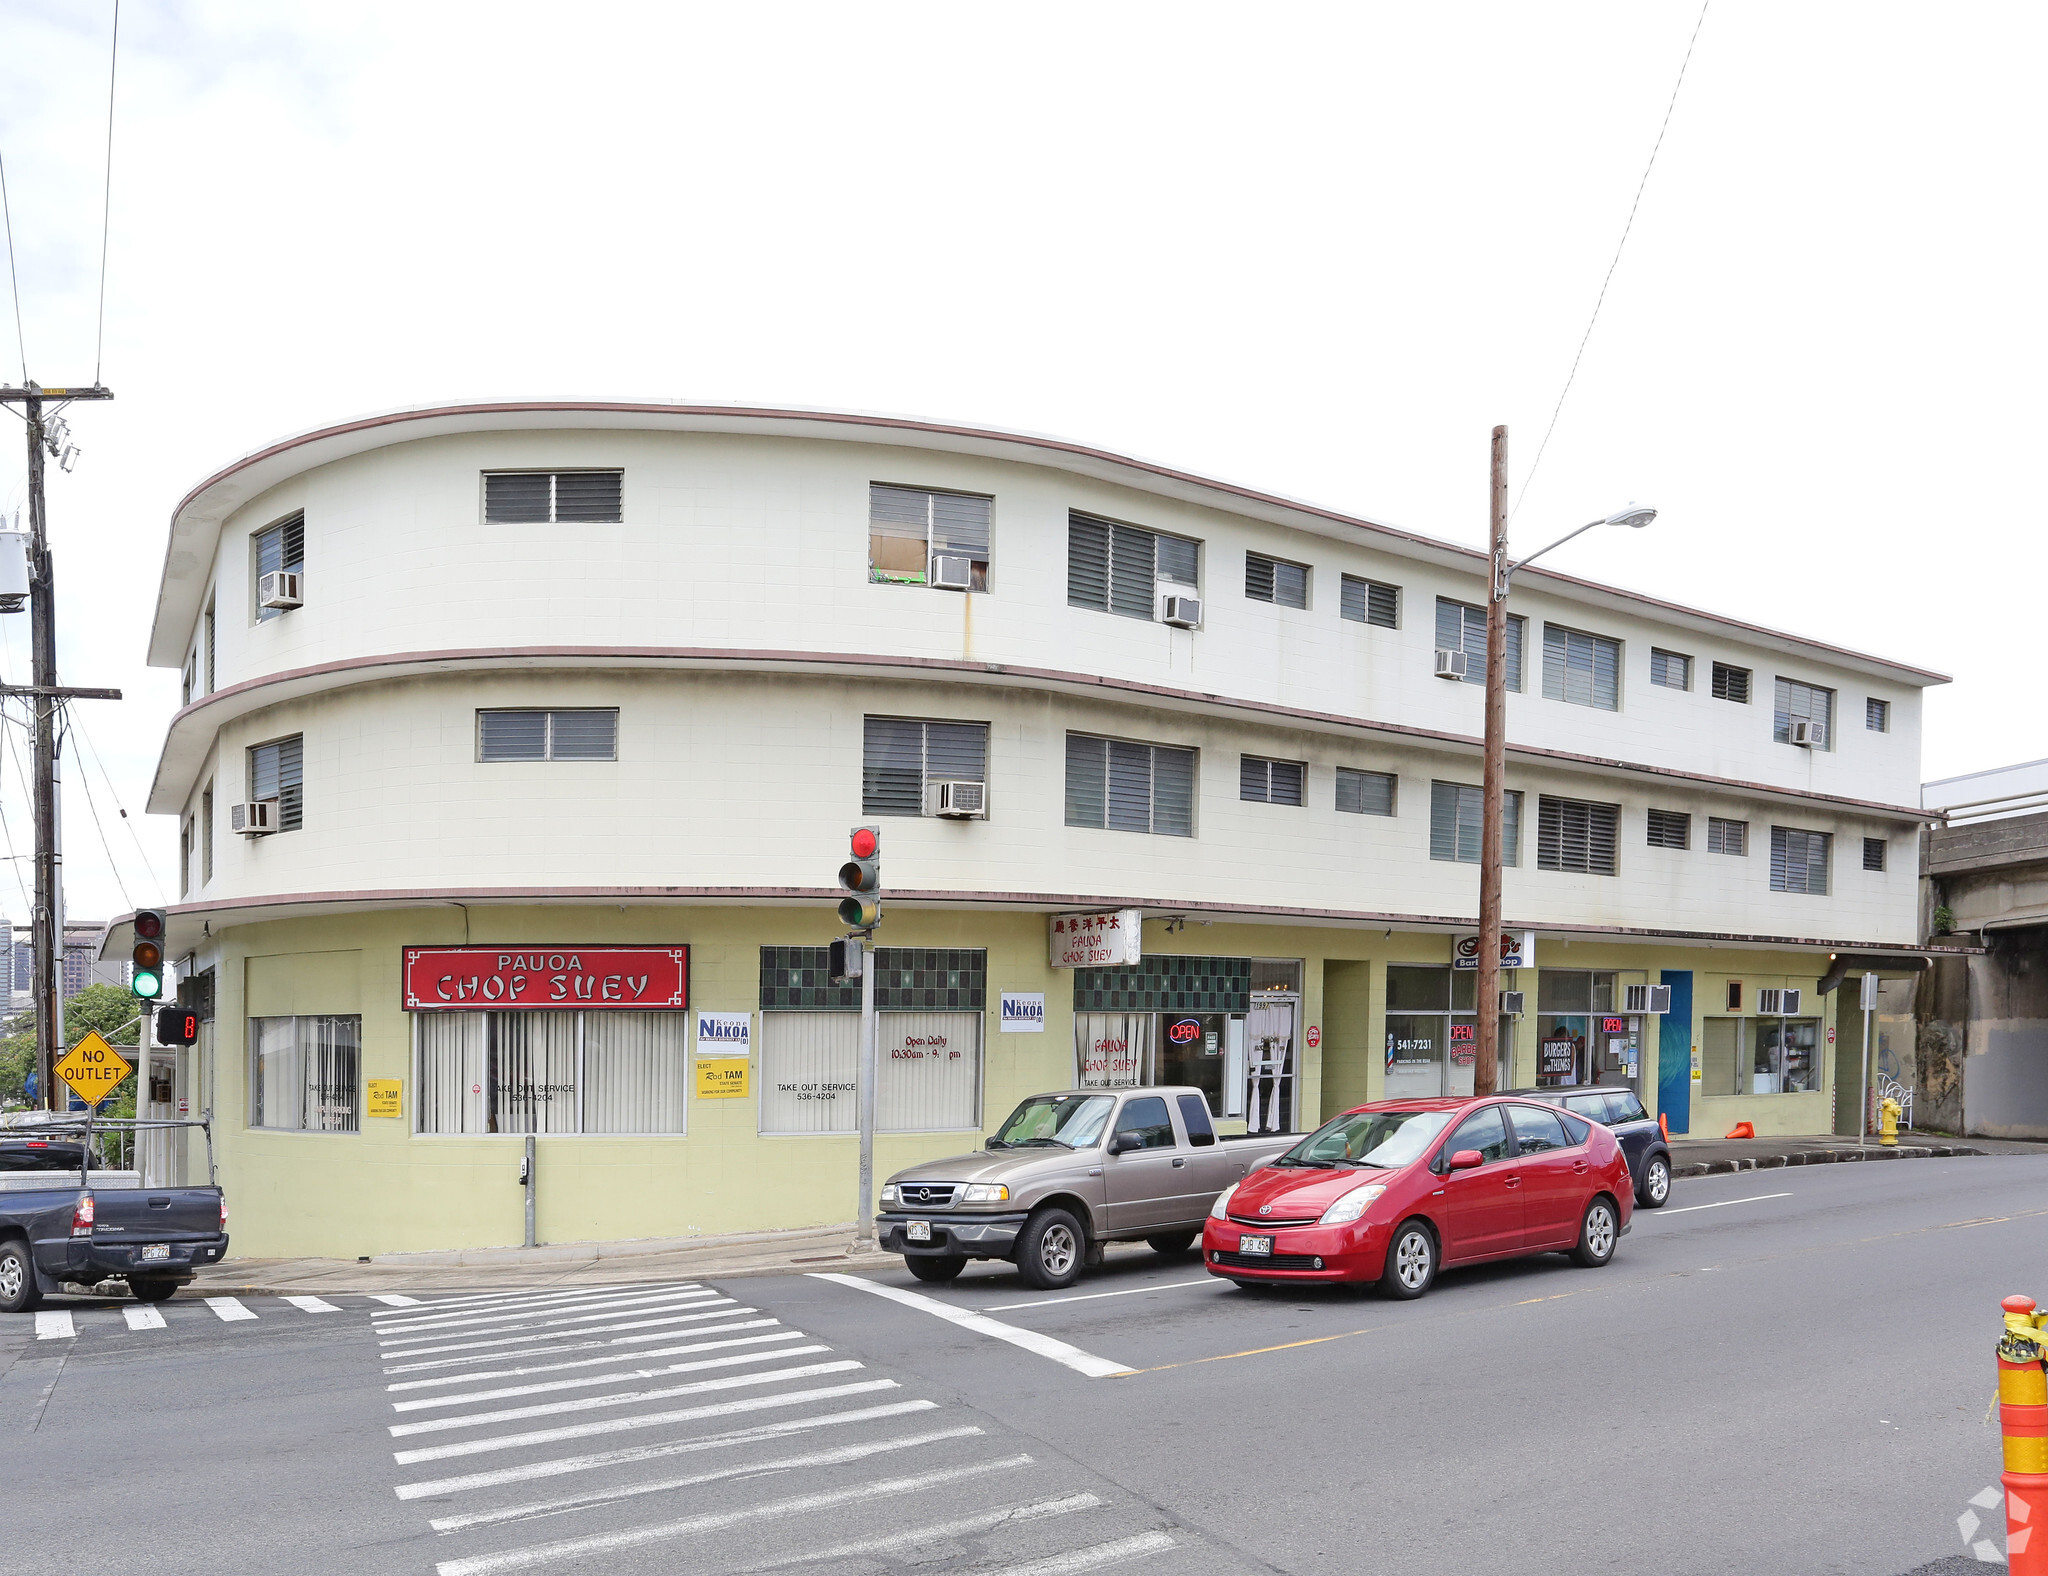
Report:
837,825,881,928
132,908,167,1000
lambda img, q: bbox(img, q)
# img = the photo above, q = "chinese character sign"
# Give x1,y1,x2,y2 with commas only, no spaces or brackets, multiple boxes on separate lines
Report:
1049,910,1142,969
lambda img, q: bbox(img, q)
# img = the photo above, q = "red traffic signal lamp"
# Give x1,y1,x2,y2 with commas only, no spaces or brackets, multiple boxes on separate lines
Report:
837,825,881,928
131,908,167,1000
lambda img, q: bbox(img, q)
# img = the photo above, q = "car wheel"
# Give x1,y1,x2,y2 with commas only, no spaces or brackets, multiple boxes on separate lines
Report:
1378,1220,1437,1300
1015,1208,1086,1290
904,1256,967,1284
128,1278,181,1304
0,1239,41,1314
1573,1197,1620,1267
1145,1232,1197,1256
1638,1154,1671,1209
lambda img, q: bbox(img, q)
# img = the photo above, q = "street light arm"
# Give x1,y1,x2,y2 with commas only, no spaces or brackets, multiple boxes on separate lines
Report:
1506,516,1606,581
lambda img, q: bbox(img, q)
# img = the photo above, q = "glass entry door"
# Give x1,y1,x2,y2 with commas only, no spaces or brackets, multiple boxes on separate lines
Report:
1245,995,1296,1133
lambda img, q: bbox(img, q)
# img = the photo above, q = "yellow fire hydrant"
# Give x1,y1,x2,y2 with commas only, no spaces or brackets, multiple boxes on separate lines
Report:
1880,1096,1902,1147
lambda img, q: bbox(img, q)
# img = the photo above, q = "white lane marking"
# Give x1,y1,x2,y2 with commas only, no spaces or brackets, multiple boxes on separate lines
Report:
387,1324,793,1390
810,1273,1134,1379
373,1286,687,1328
206,1296,258,1322
987,1531,1177,1574
375,1288,719,1336
389,1359,865,1437
123,1305,167,1331
393,1343,833,1412
391,1378,900,1464
379,1302,743,1361
34,1310,74,1340
374,1282,689,1318
426,1425,984,1533
382,1307,760,1371
430,1455,1032,1576
284,1295,340,1313
1656,1191,1794,1217
721,1494,1103,1575
377,1295,727,1347
368,1294,425,1306
983,1279,1213,1313
395,1398,940,1499
402,1283,639,1311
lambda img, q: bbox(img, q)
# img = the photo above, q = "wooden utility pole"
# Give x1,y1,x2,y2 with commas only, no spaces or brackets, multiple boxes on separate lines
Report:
1474,425,1510,1096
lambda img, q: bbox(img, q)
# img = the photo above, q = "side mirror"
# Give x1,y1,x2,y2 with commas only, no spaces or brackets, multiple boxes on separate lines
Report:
1448,1149,1485,1171
1107,1133,1135,1156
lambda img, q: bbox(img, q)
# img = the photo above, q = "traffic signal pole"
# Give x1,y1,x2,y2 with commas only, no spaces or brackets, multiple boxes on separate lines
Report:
856,933,878,1246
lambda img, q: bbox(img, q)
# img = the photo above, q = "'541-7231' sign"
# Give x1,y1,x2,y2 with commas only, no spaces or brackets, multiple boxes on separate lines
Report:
403,947,689,1010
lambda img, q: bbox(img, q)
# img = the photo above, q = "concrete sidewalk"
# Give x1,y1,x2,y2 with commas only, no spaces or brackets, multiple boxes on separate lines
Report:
1664,1131,2045,1177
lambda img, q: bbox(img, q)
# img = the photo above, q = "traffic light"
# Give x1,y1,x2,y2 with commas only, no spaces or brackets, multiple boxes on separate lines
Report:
131,908,166,1000
154,1002,200,1046
837,825,881,928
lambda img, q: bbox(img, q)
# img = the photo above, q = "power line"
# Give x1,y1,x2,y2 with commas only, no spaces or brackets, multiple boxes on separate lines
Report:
1511,0,1711,523
69,712,164,901
0,146,25,384
60,708,131,912
93,0,120,385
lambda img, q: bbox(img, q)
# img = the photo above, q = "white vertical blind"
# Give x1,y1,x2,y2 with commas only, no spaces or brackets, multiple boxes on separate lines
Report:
584,1012,688,1134
759,1013,860,1134
491,1011,579,1134
417,1013,484,1134
1075,1013,1151,1087
876,1012,981,1131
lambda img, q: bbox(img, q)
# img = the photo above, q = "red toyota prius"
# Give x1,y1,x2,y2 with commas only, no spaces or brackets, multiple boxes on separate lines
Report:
1201,1096,1634,1297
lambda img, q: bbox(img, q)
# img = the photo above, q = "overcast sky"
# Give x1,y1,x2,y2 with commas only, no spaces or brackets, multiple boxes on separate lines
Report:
0,1,2041,922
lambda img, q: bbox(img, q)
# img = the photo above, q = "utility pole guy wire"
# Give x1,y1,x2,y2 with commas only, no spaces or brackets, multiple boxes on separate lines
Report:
94,0,121,385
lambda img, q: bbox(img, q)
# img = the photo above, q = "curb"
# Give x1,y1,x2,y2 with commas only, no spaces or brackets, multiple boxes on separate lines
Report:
1673,1144,1981,1179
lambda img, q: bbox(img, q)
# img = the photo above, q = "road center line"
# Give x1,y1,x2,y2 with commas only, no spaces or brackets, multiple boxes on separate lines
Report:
1656,1191,1794,1216
808,1273,1134,1379
981,1278,1213,1313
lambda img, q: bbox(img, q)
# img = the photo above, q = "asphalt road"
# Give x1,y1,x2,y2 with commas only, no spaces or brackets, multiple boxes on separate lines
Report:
2,1156,2042,1576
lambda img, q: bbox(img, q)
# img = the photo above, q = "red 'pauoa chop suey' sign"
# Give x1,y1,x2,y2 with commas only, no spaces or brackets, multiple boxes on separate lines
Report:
402,947,689,1010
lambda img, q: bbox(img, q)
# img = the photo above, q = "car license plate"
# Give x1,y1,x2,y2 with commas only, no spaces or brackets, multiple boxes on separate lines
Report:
1237,1235,1272,1256
906,1221,931,1242
139,1244,170,1262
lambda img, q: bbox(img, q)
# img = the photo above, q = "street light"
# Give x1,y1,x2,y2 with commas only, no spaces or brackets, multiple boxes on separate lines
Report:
1474,424,1657,1096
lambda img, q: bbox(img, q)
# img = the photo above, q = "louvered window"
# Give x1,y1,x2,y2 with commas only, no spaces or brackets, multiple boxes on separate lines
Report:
1862,836,1887,872
1707,817,1748,856
1065,734,1195,836
1429,782,1522,866
204,596,216,693
202,784,214,882
1650,649,1691,690
249,735,304,832
483,470,624,525
252,513,305,624
477,709,620,762
1646,808,1690,849
1435,598,1525,690
1537,795,1619,875
1239,755,1304,806
862,717,990,817
1245,552,1308,608
1712,662,1752,704
1067,514,1197,620
1336,767,1396,816
1340,575,1400,629
1773,678,1835,749
869,484,992,591
181,654,194,707
1542,625,1622,711
1770,826,1830,894
1866,697,1890,733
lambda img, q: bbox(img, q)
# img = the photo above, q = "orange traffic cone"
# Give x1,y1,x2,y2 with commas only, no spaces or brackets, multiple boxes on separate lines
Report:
1725,1121,1755,1139
1659,1113,1670,1142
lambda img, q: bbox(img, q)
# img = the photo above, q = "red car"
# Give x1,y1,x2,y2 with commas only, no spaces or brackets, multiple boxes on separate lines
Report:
1201,1096,1633,1297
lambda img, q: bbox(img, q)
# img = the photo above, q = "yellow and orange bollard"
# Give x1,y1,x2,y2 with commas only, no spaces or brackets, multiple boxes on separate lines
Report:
1998,1295,2048,1573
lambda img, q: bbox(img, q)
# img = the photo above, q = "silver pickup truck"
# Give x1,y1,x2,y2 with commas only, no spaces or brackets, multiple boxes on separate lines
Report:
877,1087,1296,1290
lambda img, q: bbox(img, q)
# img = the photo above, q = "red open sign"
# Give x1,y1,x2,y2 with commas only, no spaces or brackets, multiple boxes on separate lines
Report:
1166,1017,1203,1045
1449,1023,1477,1042
1602,1017,1628,1034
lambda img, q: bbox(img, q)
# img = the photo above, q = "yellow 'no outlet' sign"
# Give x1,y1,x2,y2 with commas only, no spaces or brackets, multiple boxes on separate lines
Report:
55,1030,133,1106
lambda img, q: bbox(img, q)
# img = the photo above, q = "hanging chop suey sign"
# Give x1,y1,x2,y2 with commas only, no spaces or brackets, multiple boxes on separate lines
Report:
1049,909,1142,969
402,946,690,1010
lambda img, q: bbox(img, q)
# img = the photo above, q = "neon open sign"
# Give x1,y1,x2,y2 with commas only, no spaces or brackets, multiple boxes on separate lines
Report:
1166,1018,1203,1045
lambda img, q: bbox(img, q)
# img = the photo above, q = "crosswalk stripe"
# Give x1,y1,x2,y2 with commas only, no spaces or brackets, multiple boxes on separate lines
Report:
426,1424,986,1533
389,1359,863,1437
123,1305,166,1331
374,1286,701,1331
377,1291,723,1341
284,1295,340,1313
722,1493,1103,1575
986,1532,1177,1575
391,1378,900,1465
809,1272,1136,1380
392,1343,832,1413
34,1310,74,1339
401,1284,640,1311
393,1398,941,1499
430,1454,1033,1576
367,1294,425,1307
378,1300,737,1357
387,1325,798,1391
380,1307,760,1371
206,1296,258,1322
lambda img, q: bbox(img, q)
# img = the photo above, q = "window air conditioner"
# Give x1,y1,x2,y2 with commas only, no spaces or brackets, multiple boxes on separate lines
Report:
929,780,988,819
1780,987,1801,1015
230,799,278,836
1624,984,1672,1015
1160,593,1202,629
1499,990,1525,1016
1789,719,1824,748
258,570,303,610
1757,988,1783,1015
1434,648,1468,680
928,554,974,592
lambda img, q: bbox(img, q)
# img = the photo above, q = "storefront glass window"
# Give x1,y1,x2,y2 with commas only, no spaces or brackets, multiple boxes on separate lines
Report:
1536,971,1640,1090
1699,1017,1820,1095
1385,966,1506,1097
413,1010,690,1135
755,1011,981,1136
249,1014,361,1133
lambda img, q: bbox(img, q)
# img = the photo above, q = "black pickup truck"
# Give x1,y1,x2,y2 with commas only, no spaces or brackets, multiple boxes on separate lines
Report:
0,1124,230,1313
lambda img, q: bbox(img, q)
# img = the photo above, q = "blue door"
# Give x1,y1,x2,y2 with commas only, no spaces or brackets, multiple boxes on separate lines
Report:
1657,970,1693,1134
